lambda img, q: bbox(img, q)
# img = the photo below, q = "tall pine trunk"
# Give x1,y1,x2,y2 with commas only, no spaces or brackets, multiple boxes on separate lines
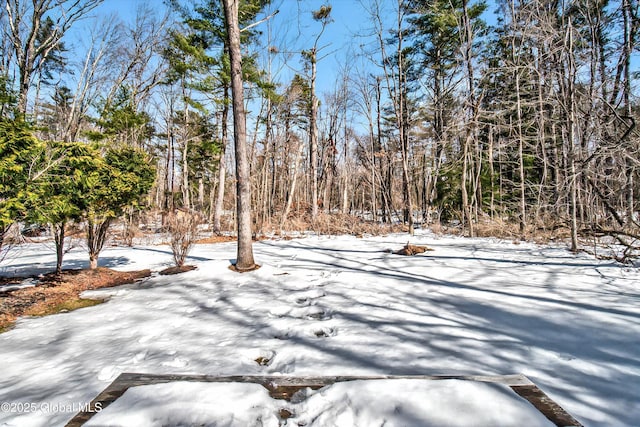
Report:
223,0,255,271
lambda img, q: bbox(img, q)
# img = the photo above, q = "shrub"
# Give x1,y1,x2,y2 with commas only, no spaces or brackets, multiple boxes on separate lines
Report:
167,210,200,267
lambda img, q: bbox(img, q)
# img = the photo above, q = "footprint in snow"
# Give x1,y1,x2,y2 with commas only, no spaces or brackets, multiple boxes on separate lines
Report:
557,353,577,361
292,289,326,306
269,305,331,321
312,327,337,338
304,307,332,321
294,297,311,306
319,270,340,279
266,327,291,340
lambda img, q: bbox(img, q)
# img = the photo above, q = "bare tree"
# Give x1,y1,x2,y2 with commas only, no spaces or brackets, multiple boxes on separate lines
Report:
278,76,309,231
212,86,229,233
3,0,103,114
372,0,414,234
304,4,332,221
40,15,120,143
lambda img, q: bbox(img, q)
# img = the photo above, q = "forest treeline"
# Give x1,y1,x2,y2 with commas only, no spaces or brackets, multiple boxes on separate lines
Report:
0,0,639,260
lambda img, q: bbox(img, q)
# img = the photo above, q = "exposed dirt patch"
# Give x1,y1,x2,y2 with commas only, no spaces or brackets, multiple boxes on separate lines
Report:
196,235,236,244
0,268,151,333
254,356,272,366
278,408,294,420
195,235,266,244
159,265,197,275
0,276,22,287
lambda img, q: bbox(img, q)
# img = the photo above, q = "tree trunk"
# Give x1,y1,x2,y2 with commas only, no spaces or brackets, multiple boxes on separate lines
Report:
309,49,319,221
213,160,226,232
515,71,527,237
222,0,255,271
396,9,413,235
461,135,474,237
164,123,173,217
567,21,579,252
213,84,230,234
461,0,478,237
280,140,305,231
54,222,66,276
87,218,112,270
182,139,190,209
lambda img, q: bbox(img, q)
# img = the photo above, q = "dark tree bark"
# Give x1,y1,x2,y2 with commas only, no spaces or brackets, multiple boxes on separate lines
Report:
53,222,65,276
222,0,256,271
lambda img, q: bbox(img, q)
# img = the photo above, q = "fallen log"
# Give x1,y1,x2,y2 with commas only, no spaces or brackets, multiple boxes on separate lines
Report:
393,243,434,256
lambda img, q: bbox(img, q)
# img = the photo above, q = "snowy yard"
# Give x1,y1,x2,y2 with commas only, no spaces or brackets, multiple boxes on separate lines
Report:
0,231,638,426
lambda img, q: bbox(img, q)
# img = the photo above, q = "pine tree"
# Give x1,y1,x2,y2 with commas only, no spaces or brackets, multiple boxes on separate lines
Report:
27,142,100,275
84,146,156,269
0,77,42,258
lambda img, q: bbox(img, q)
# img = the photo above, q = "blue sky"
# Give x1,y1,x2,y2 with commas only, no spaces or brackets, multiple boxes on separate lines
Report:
262,1,379,94
89,0,637,102
91,0,372,94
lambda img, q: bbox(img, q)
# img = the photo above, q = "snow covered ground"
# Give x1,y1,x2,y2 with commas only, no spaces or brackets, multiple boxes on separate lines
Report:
84,379,555,427
0,230,638,426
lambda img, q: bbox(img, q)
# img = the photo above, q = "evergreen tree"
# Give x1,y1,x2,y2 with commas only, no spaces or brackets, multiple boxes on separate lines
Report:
84,146,156,269
27,142,100,275
165,0,271,225
0,76,42,258
405,0,486,230
87,86,155,148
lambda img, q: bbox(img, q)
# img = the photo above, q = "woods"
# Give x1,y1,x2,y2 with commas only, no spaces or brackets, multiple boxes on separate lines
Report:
0,0,639,261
